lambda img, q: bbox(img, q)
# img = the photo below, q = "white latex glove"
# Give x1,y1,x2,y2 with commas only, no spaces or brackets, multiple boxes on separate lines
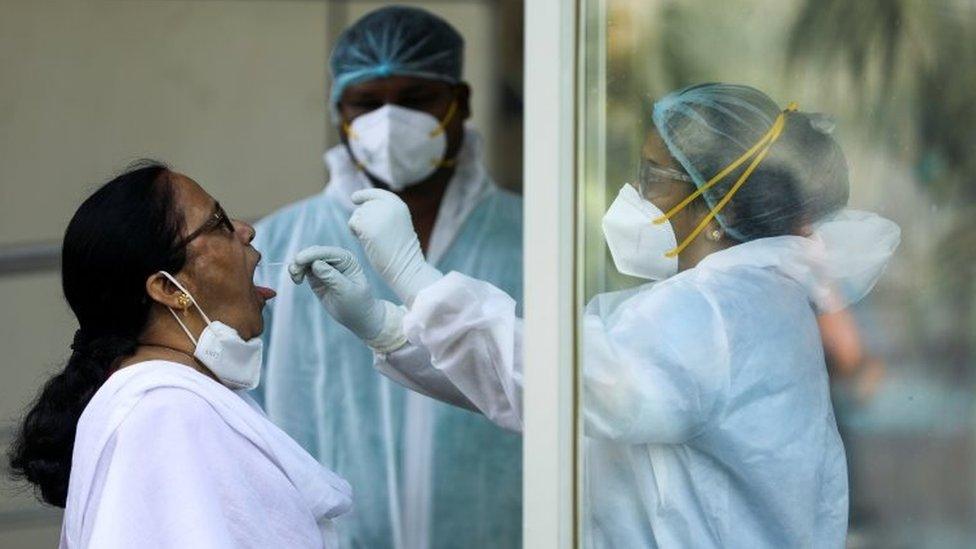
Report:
289,245,406,353
349,188,443,306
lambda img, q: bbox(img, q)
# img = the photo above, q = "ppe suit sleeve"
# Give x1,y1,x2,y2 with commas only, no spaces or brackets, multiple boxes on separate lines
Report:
377,272,524,432
582,280,728,444
375,342,482,414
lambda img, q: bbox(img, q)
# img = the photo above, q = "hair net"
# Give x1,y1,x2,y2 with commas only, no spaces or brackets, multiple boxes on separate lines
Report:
652,83,850,242
329,6,464,105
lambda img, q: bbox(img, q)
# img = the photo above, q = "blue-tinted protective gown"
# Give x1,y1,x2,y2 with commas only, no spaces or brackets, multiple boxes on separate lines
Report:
252,130,522,549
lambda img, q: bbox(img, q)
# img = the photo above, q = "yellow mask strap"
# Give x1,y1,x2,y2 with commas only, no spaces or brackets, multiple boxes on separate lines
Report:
430,100,459,138
430,100,460,168
432,157,457,169
342,120,358,140
654,102,798,258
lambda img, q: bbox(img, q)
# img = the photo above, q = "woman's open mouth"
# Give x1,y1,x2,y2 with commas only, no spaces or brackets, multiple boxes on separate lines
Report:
251,259,277,303
255,285,277,302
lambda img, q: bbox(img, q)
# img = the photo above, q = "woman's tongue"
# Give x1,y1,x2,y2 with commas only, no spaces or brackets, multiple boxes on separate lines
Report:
255,285,277,301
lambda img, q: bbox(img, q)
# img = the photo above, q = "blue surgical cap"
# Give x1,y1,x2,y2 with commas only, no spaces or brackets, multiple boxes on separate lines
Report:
329,6,464,105
652,83,850,242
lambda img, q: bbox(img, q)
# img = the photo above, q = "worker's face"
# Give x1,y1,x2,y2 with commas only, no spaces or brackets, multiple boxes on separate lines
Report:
637,129,727,270
163,174,274,340
337,75,471,171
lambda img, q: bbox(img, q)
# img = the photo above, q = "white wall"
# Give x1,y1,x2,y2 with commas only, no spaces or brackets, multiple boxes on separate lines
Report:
0,0,332,244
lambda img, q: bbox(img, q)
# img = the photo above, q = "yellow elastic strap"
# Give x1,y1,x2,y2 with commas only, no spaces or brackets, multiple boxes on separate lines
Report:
341,120,363,171
429,100,460,168
430,100,459,138
432,157,457,169
654,102,798,258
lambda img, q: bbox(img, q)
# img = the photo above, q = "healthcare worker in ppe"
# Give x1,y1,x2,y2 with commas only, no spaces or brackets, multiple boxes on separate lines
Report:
252,6,522,548
291,83,902,547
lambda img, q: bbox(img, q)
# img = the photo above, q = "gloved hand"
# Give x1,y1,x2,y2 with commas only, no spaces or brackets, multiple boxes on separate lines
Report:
348,189,443,306
289,245,406,352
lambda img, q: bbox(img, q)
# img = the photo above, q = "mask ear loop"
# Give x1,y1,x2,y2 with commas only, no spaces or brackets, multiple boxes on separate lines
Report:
430,100,460,169
429,100,459,138
653,102,798,258
342,120,359,141
157,271,213,346
339,120,367,172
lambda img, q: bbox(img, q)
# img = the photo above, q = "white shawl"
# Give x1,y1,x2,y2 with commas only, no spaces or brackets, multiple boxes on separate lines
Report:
61,360,352,548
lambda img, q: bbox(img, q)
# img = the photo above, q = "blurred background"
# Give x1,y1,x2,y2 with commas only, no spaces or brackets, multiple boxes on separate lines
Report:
577,0,976,547
0,0,522,546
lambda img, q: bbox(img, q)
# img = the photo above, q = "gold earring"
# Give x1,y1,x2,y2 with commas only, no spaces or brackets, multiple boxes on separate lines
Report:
176,293,192,310
707,229,723,242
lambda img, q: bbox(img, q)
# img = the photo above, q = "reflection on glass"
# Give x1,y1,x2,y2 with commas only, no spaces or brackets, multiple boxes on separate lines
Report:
577,0,975,547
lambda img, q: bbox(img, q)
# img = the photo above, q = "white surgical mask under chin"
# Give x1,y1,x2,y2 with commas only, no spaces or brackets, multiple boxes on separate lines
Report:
344,104,450,191
601,183,679,281
157,271,263,391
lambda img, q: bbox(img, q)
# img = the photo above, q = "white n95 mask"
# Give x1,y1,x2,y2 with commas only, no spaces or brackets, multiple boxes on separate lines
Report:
158,271,263,391
343,103,456,191
602,183,679,281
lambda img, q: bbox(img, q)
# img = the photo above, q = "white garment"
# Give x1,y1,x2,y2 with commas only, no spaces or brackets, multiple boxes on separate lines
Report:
375,211,899,548
61,360,352,549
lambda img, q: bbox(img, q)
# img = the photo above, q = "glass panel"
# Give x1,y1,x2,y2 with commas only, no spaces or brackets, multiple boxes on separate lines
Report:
576,0,976,546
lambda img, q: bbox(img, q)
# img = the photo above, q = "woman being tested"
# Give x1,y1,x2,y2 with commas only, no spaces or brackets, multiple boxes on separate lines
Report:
9,162,351,548
291,84,900,547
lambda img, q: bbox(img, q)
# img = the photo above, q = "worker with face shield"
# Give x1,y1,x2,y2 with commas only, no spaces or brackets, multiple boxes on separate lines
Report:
292,83,901,546
252,6,522,548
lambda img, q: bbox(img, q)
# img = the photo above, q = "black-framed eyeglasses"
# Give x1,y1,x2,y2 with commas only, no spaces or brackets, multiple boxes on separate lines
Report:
175,202,235,248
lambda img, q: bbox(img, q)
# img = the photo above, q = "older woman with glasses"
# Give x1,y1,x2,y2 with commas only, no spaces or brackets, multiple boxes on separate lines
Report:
8,161,351,548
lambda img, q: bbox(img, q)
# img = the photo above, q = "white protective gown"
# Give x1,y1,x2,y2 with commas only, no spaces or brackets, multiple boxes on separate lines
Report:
60,360,352,549
375,210,900,548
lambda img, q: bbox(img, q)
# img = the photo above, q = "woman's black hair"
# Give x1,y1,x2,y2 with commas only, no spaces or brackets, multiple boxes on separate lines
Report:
7,160,187,507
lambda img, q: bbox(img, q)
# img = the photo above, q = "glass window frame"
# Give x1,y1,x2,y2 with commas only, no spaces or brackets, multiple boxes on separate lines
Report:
521,0,581,547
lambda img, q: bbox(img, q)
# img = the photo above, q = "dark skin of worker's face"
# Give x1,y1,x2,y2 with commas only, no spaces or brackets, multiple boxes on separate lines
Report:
336,75,471,251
